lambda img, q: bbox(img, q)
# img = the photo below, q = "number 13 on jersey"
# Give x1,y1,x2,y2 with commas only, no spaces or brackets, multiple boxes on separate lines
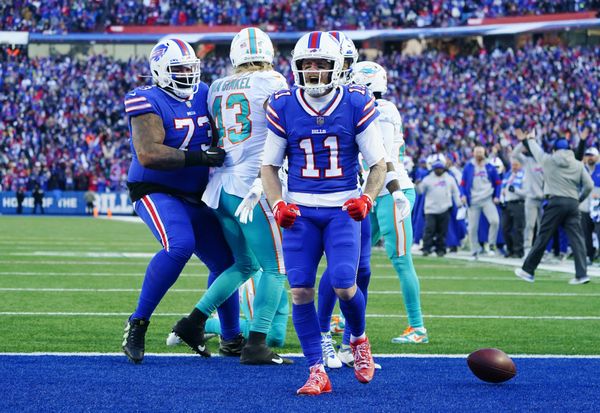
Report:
212,93,252,146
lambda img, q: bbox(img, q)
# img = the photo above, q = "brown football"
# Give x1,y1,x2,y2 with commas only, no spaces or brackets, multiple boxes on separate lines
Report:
467,348,516,383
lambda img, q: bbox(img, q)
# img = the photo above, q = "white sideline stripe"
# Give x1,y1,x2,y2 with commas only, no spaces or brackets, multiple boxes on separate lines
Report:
0,312,598,320
1,352,600,359
0,287,598,297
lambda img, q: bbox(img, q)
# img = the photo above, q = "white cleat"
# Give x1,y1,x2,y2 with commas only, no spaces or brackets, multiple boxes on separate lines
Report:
321,332,342,368
166,331,181,346
337,344,354,367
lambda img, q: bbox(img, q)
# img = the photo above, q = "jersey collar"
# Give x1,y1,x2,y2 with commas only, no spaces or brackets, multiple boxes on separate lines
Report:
295,86,344,117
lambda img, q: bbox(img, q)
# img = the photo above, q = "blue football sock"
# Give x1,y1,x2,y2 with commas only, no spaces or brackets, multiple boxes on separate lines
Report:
339,288,366,338
207,271,240,341
292,302,322,367
132,250,185,320
342,266,370,345
317,269,337,333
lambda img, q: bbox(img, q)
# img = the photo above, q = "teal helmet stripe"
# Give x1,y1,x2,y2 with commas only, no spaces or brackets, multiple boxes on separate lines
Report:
249,28,257,54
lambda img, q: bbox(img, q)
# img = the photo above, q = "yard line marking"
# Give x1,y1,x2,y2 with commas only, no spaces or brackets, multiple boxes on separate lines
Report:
0,271,573,283
0,260,205,266
0,312,598,320
8,252,156,258
0,287,598,297
0,272,206,277
1,352,600,359
0,288,206,292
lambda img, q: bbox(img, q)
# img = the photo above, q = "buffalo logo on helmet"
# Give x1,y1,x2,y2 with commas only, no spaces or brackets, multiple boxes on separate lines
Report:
151,43,169,62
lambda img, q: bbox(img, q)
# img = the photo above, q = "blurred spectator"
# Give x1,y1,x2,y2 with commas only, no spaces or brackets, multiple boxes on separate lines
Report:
16,186,25,214
515,129,594,284
580,147,599,263
500,158,526,258
418,159,462,257
32,183,44,214
512,141,545,254
84,189,96,215
460,145,501,258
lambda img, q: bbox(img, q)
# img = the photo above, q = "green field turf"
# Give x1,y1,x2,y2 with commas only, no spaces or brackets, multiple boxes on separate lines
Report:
1,216,599,356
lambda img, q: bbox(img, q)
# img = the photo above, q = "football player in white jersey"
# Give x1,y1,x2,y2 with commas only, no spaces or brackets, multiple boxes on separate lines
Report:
175,27,291,365
352,61,428,345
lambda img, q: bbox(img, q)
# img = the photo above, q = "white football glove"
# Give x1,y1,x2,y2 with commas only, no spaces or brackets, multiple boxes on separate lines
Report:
456,206,467,221
392,190,411,222
234,178,263,224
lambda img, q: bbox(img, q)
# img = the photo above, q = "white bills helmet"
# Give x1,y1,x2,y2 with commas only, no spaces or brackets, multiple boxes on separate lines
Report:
329,31,358,84
351,61,388,94
149,38,201,99
230,27,274,68
291,31,343,96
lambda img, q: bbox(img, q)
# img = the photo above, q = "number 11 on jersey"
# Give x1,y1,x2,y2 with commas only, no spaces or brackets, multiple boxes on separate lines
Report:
299,136,342,178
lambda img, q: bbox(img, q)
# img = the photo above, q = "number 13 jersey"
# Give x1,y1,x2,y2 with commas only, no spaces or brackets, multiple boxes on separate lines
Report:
203,70,288,207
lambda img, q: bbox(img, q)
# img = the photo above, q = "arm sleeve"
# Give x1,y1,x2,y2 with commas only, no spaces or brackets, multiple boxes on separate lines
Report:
581,169,594,200
262,130,287,167
356,120,386,167
525,139,547,164
379,119,396,164
512,143,526,163
449,176,462,205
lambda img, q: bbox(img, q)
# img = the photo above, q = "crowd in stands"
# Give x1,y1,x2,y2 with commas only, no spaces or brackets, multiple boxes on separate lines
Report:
1,42,599,195
2,0,599,33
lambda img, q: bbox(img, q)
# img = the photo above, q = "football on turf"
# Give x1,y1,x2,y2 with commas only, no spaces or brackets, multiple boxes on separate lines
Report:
467,348,516,383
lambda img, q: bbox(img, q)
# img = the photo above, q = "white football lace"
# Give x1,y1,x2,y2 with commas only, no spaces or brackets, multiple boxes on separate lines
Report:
354,342,371,369
322,336,336,359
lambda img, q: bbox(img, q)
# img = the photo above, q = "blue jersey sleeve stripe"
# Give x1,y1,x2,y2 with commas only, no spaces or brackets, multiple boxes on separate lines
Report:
124,97,147,105
363,97,375,112
267,114,286,135
125,103,153,113
266,104,280,119
357,106,377,127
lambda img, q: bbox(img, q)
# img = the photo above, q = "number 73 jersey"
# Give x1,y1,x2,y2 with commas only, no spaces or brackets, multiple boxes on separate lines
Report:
266,85,380,203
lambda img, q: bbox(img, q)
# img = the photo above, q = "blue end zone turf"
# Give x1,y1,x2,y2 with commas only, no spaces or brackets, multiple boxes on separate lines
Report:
1,355,599,411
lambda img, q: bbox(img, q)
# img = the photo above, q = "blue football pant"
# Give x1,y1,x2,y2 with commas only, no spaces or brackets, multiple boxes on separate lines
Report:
132,193,239,337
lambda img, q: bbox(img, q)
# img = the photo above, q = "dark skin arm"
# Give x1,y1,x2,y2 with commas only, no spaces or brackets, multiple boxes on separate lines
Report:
131,113,186,170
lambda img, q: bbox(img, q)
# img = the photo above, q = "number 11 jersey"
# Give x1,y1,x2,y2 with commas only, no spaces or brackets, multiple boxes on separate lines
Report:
266,85,380,206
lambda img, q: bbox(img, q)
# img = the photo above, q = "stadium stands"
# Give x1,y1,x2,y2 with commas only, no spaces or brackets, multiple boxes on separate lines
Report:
2,0,598,32
1,42,597,192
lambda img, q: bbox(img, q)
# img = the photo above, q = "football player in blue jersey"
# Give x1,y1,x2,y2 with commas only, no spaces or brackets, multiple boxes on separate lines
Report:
261,31,387,395
122,38,243,364
316,32,370,369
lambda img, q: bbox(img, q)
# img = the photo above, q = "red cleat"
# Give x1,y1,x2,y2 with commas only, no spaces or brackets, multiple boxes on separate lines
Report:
351,336,375,383
296,364,332,396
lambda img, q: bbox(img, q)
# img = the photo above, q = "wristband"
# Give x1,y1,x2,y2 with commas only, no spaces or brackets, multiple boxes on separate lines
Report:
184,151,203,167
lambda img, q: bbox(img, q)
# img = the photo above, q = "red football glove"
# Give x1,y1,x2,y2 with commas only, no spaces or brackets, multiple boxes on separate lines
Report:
272,200,300,228
343,194,373,221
